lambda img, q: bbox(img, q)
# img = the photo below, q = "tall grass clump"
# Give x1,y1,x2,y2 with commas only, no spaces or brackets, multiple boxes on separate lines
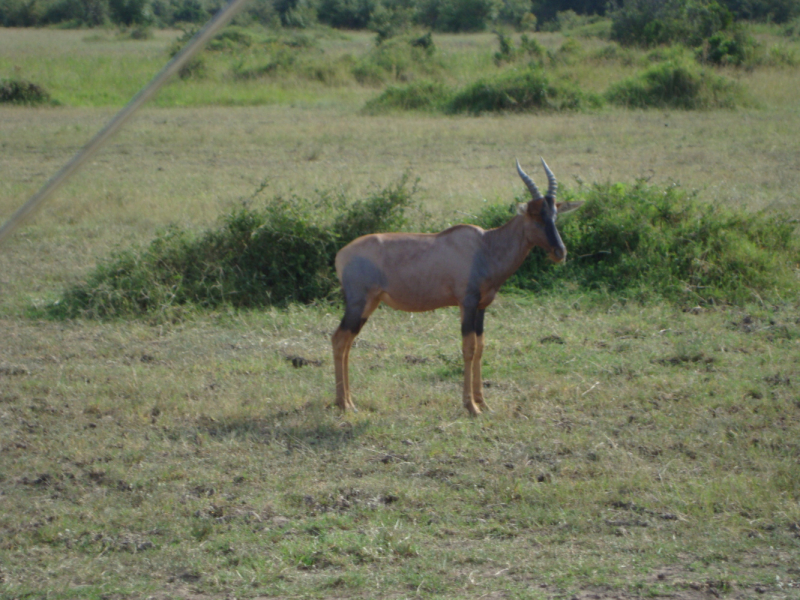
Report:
353,33,441,84
605,60,747,109
47,177,417,319
0,78,51,104
447,66,601,114
362,79,452,113
472,181,800,305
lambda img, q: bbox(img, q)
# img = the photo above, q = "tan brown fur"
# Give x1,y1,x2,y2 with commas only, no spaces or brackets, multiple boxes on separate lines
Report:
331,160,582,415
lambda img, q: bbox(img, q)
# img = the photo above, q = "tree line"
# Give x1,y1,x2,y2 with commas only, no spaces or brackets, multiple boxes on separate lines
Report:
1,0,797,38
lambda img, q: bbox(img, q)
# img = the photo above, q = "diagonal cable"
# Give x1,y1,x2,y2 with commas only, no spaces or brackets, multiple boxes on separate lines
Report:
0,0,251,248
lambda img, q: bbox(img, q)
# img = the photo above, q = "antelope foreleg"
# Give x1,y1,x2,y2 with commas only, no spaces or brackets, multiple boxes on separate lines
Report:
461,333,481,416
472,334,488,412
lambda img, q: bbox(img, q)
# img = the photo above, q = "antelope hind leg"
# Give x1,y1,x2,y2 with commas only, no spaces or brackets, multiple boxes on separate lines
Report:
332,291,381,412
342,333,357,411
332,327,354,410
472,333,489,412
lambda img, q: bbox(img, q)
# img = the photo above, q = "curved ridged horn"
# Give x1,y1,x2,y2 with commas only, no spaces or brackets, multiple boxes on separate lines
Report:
541,158,557,199
516,159,543,201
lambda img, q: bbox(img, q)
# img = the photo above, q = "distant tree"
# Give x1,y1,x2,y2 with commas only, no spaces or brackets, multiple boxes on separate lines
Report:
273,0,317,27
108,0,150,24
0,0,45,26
416,0,501,31
721,0,799,23
42,0,109,25
317,0,376,28
530,0,606,23
498,0,532,28
609,0,732,47
171,0,205,21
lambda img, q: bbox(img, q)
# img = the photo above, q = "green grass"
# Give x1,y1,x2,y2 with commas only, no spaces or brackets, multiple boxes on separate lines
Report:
1,300,799,598
1,25,799,110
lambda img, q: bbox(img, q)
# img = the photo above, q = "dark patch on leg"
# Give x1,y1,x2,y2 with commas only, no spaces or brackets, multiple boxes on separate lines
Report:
340,303,367,334
461,304,478,336
461,297,484,337
475,309,485,337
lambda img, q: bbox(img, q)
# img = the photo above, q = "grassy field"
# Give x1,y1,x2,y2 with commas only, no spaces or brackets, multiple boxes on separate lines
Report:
1,25,800,600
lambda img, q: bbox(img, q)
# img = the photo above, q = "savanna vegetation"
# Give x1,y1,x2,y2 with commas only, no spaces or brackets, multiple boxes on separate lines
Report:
1,6,799,599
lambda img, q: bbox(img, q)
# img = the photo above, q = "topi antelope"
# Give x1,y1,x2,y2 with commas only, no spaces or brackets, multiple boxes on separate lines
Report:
332,159,583,415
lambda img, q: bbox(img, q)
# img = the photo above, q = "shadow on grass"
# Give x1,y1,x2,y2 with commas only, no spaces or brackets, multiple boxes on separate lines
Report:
183,406,369,452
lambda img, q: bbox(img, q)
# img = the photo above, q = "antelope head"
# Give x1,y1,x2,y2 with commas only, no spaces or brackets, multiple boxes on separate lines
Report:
516,158,583,263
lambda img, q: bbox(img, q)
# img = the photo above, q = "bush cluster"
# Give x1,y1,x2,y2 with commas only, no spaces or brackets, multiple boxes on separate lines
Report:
353,32,441,84
363,66,601,114
604,59,747,109
48,177,417,319
0,78,51,105
448,66,598,113
48,177,799,319
364,47,746,114
468,181,799,305
699,28,760,65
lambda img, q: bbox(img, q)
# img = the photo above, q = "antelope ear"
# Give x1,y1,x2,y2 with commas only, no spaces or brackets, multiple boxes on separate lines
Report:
557,201,584,215
516,203,528,216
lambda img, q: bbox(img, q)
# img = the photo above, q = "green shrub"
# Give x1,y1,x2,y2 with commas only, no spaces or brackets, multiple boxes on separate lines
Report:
493,32,544,65
700,28,759,65
220,31,349,83
206,25,258,51
784,16,800,38
447,66,601,114
470,181,800,305
605,60,745,109
0,78,51,105
362,79,451,112
353,33,440,84
48,177,417,319
47,177,799,318
547,36,583,65
493,30,517,64
232,48,299,79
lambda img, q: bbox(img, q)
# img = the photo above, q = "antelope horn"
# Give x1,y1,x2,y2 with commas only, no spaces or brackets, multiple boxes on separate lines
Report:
516,159,543,201
541,158,557,199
